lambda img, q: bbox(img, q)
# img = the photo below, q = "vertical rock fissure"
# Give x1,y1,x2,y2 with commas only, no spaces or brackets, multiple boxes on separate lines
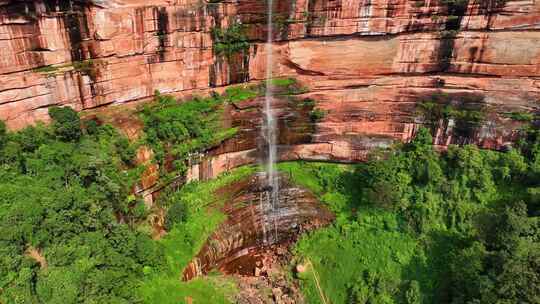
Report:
208,3,221,88
156,7,169,62
437,0,469,72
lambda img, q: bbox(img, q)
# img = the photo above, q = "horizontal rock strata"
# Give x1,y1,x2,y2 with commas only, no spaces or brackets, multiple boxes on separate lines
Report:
1,0,538,166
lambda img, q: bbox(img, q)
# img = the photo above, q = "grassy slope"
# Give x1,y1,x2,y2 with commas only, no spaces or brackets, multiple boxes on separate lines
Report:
278,162,447,304
139,166,256,304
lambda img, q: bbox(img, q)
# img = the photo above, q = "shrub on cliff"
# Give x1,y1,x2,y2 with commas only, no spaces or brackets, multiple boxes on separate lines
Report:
211,24,250,57
309,108,327,122
48,106,82,141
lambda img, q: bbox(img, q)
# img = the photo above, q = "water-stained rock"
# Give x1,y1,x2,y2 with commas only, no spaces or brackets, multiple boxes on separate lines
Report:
1,0,539,131
182,173,334,281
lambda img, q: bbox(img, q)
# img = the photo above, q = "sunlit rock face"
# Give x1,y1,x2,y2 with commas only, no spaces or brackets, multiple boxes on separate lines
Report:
0,0,538,156
182,173,334,280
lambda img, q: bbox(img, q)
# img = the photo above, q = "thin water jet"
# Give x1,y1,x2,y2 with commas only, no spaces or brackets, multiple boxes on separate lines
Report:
261,0,279,245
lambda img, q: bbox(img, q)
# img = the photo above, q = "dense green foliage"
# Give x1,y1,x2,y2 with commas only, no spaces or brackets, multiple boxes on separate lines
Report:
0,99,245,303
48,106,82,141
140,92,237,177
0,112,162,303
211,24,250,57
280,126,540,304
309,108,327,122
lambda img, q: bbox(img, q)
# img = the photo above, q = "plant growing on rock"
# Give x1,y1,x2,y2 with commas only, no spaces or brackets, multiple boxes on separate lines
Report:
416,92,487,139
211,24,250,57
48,106,82,141
309,108,327,122
73,59,106,81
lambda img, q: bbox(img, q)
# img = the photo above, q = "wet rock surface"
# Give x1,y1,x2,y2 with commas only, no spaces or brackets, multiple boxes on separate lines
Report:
182,173,333,284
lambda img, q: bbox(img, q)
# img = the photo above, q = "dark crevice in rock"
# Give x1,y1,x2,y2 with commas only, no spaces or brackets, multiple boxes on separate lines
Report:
437,0,469,72
282,59,326,76
305,0,317,37
155,6,169,62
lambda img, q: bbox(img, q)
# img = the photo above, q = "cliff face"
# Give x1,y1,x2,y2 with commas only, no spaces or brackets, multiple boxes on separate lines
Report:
1,0,539,159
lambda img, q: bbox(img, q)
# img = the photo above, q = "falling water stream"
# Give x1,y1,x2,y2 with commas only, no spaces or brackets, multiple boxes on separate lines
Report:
260,0,279,244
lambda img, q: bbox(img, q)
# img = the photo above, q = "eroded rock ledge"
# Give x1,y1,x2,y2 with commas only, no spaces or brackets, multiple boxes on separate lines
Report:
182,173,334,281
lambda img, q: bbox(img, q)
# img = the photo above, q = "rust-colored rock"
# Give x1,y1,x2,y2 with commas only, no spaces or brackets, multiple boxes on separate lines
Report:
182,173,334,280
0,0,538,168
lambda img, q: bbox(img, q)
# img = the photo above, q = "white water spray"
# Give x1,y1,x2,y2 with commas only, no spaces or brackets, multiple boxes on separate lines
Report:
260,0,279,244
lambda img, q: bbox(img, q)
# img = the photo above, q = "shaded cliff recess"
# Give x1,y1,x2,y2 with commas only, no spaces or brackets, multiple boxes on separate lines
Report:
415,90,534,149
437,0,508,71
437,0,470,71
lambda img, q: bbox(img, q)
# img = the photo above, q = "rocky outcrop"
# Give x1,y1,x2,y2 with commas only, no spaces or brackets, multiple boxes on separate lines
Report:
1,0,539,158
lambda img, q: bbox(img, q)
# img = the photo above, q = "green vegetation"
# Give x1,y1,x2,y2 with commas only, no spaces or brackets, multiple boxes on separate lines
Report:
417,92,487,138
0,79,312,303
269,77,297,87
280,162,429,304
223,84,260,103
139,166,255,304
32,60,104,80
32,65,58,73
140,92,237,178
211,24,250,57
0,100,251,303
221,77,307,105
412,0,426,8
505,111,535,122
0,110,158,303
48,106,82,141
268,77,309,95
140,77,310,180
309,108,327,122
279,126,540,304
72,59,104,80
2,74,536,304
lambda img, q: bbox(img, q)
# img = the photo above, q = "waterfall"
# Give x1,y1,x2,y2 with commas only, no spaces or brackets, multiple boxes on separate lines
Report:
260,0,279,244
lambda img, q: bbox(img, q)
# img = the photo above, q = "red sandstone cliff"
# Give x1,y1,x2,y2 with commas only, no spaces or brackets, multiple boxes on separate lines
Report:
1,0,539,162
